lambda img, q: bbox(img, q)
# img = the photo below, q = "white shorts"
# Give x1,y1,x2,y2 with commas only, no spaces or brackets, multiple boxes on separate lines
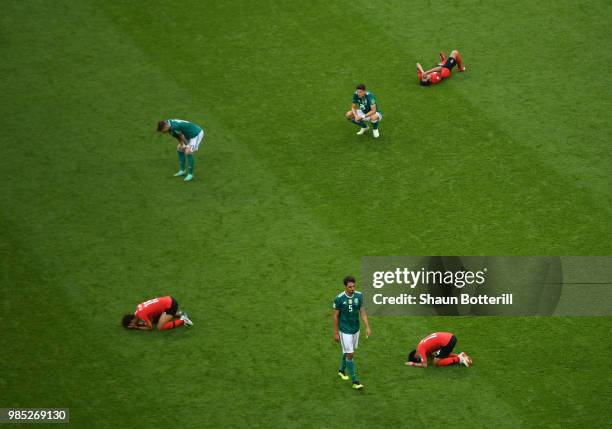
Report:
355,110,383,122
187,130,204,152
339,331,360,354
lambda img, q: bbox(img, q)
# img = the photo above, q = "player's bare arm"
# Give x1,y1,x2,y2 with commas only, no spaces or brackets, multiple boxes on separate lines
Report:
359,307,372,337
418,352,428,368
364,105,377,119
333,309,340,342
351,103,361,121
423,66,442,75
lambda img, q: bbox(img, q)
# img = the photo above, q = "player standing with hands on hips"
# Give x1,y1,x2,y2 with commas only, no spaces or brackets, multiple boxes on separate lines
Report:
157,119,204,182
333,275,372,390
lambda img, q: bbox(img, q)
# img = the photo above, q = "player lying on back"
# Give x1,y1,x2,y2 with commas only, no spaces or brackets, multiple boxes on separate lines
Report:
122,296,193,331
416,49,465,86
405,332,472,367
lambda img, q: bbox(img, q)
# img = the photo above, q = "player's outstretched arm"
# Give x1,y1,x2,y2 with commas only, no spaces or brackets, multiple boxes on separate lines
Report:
419,352,428,368
423,66,442,75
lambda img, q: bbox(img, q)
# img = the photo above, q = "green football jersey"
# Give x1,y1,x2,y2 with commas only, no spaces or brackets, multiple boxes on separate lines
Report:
352,91,381,114
168,119,203,140
333,291,364,334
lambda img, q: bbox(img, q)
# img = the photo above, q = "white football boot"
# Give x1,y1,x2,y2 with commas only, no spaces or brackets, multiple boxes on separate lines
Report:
356,126,369,135
458,352,471,367
373,129,380,138
180,313,194,326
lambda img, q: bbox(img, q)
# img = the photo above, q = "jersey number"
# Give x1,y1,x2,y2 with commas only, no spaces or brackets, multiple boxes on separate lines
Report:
142,298,159,308
420,333,437,345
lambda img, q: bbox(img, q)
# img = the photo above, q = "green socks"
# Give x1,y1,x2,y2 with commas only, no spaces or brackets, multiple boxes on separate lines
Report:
187,154,194,174
339,354,347,372
346,358,356,381
352,119,367,128
177,151,186,170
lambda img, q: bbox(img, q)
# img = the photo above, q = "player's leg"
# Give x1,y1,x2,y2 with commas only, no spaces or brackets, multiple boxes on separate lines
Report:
157,312,184,330
338,354,349,380
158,297,192,330
344,331,363,389
433,335,464,366
348,110,368,133
175,143,186,176
338,333,351,380
183,145,194,181
370,112,381,138
340,332,359,384
354,111,369,134
184,131,203,182
439,51,447,65
433,355,460,366
349,331,363,390
450,49,465,71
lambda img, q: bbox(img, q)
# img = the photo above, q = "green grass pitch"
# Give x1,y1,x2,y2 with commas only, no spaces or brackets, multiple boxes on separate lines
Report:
1,0,611,427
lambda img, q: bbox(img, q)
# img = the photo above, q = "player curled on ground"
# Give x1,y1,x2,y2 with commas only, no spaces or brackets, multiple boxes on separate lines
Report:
406,332,472,367
122,296,193,330
345,84,383,138
333,276,372,390
157,119,204,182
417,50,465,86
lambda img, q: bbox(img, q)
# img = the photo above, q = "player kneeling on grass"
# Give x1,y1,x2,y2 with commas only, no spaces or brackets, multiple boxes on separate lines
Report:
122,296,193,331
405,332,472,368
333,276,372,390
157,119,204,182
345,84,383,138
416,49,465,86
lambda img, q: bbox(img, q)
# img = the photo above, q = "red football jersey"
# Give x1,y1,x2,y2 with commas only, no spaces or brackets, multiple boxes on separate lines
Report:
416,332,454,359
440,67,451,78
430,72,442,84
135,296,172,325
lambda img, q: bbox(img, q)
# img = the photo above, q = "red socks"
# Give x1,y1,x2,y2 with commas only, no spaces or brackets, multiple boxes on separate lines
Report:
160,319,184,330
456,53,464,70
435,354,460,366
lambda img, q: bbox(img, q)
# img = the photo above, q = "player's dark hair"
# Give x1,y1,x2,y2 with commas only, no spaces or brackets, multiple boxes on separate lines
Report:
408,350,421,363
356,83,366,90
343,275,356,286
157,120,167,132
419,80,431,87
122,314,136,328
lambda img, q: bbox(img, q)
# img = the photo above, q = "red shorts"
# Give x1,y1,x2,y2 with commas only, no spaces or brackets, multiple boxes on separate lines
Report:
440,67,451,79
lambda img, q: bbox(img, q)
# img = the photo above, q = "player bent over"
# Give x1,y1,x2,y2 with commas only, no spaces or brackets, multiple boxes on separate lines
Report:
345,84,383,138
333,276,372,390
416,49,465,86
122,296,193,331
406,332,472,367
157,119,205,182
